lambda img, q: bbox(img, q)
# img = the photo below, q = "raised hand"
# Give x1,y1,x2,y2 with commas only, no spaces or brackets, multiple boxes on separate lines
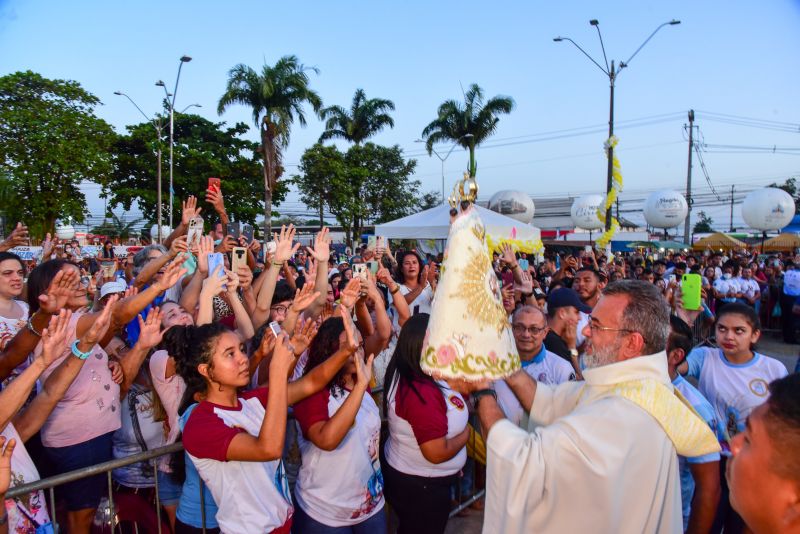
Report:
274,225,300,264
82,294,118,347
225,269,240,295
38,309,73,367
155,258,187,292
38,268,79,314
248,238,262,255
0,436,17,498
181,195,203,226
236,265,253,291
206,184,226,214
123,285,139,299
0,222,29,252
41,232,55,259
169,235,189,258
216,235,237,254
136,306,167,350
108,360,124,384
355,353,375,389
319,301,335,322
269,332,297,375
290,280,320,314
339,278,361,310
202,265,226,296
306,257,317,280
197,235,214,275
290,316,319,357
340,311,359,353
376,266,394,287
306,227,331,264
500,243,518,267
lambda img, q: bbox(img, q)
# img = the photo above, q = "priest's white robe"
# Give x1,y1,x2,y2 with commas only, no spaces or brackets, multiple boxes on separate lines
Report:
483,353,686,534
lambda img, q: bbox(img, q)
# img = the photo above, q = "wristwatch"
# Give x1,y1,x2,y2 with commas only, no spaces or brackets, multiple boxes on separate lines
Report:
569,348,579,358
471,388,498,409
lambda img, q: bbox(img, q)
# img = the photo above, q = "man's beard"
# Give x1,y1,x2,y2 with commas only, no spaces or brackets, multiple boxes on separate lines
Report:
582,339,622,369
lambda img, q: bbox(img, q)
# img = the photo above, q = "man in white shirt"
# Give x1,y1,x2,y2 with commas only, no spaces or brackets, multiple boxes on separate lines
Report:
495,306,574,427
737,266,761,311
713,262,742,308
454,280,720,534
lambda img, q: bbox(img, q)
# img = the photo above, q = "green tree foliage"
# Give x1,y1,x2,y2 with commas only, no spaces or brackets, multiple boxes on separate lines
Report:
421,83,514,178
768,177,800,214
108,114,280,228
0,71,115,238
218,56,322,238
693,211,714,233
293,143,418,245
319,89,395,145
417,191,441,211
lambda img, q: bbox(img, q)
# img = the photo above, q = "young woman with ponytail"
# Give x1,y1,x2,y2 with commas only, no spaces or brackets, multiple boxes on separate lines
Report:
176,300,361,533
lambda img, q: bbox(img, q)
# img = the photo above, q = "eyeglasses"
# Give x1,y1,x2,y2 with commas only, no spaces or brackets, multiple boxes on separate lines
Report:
512,324,547,336
588,318,641,339
270,305,288,314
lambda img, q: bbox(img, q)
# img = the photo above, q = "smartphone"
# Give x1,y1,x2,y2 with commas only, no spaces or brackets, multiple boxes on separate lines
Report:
584,245,592,254
101,261,116,278
187,216,204,248
367,236,377,251
208,177,221,191
366,260,379,275
666,274,677,284
226,222,241,240
232,247,247,272
266,241,277,255
353,263,368,280
519,259,529,272
269,321,281,337
241,223,254,244
681,273,702,311
207,252,227,289
501,270,514,288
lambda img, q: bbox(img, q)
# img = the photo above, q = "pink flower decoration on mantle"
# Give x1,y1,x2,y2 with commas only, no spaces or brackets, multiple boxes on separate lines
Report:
488,350,498,364
436,344,457,366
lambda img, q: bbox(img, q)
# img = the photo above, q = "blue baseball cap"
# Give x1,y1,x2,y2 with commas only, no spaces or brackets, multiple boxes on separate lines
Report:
546,288,592,314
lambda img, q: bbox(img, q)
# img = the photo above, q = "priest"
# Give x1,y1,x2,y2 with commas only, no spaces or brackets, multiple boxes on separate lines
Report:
456,280,721,534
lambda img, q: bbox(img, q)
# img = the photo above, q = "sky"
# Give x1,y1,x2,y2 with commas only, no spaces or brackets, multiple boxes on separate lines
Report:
1,0,799,232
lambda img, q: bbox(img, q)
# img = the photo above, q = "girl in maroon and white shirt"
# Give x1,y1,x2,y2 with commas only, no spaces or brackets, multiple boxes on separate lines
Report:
179,310,360,533
383,313,469,534
293,317,384,533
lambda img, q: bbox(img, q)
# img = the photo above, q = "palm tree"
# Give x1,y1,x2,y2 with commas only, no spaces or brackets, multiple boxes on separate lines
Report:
218,55,322,237
319,89,395,145
421,84,514,178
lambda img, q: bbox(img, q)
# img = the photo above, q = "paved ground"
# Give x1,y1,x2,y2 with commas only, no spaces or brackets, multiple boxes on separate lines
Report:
442,331,798,534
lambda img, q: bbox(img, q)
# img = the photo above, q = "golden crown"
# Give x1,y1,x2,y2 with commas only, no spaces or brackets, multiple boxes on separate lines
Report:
448,172,479,209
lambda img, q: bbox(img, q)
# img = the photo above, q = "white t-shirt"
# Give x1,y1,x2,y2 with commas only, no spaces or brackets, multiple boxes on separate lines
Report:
0,300,33,399
783,269,800,296
293,387,384,526
495,346,575,428
736,278,760,300
385,377,468,477
685,347,788,453
2,423,51,532
112,385,165,488
713,277,740,302
399,283,433,317
182,388,292,533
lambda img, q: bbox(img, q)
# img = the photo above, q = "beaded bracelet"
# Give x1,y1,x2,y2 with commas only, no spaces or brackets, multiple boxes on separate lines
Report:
71,340,92,360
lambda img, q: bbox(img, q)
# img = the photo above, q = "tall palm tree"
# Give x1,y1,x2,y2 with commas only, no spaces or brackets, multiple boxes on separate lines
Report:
421,84,514,178
90,214,144,240
318,89,395,145
218,55,322,236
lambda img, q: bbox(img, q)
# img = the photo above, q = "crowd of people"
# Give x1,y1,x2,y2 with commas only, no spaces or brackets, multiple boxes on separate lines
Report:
0,188,797,534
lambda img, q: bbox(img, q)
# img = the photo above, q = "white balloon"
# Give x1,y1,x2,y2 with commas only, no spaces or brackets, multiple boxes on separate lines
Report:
741,188,795,231
55,224,75,240
643,190,688,229
570,195,605,230
150,224,172,239
487,190,535,223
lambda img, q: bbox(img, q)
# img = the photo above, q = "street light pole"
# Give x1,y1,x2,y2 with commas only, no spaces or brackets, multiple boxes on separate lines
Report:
416,133,474,202
554,19,680,232
113,91,165,242
156,55,192,230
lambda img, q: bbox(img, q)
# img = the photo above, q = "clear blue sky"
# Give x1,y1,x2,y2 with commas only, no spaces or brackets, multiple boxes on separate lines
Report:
2,0,799,230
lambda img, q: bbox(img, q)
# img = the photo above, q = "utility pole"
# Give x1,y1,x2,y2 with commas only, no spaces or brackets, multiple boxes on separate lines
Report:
683,109,694,243
615,196,620,220
729,184,735,232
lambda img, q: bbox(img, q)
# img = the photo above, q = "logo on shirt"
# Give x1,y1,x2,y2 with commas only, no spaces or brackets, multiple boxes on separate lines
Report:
748,378,769,397
448,395,465,411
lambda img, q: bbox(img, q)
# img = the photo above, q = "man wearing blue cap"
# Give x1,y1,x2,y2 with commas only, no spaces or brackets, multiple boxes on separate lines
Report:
544,287,591,377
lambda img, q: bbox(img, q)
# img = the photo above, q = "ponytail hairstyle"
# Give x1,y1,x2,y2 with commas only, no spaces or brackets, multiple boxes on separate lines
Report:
303,317,347,395
383,313,438,415
175,322,229,416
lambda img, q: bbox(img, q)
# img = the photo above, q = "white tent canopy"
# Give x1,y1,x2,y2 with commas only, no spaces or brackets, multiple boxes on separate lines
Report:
375,203,542,252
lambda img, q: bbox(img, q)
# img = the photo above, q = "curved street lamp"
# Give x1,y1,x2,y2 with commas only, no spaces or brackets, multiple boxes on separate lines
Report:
415,134,474,203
